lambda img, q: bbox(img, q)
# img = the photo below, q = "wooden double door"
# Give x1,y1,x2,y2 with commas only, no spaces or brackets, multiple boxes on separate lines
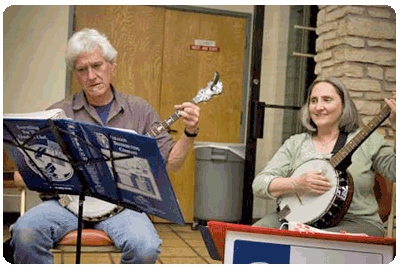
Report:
72,5,247,222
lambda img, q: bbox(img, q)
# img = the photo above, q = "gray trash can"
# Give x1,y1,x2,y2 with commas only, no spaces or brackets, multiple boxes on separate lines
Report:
193,142,245,229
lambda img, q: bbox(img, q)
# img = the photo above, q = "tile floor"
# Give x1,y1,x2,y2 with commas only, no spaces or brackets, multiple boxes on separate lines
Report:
3,223,222,264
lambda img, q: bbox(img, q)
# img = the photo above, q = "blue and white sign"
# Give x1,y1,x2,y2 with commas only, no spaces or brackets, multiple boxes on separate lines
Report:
224,231,394,264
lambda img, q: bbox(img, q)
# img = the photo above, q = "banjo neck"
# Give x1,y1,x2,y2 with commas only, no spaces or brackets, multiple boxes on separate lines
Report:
146,111,181,138
329,103,391,169
145,71,223,138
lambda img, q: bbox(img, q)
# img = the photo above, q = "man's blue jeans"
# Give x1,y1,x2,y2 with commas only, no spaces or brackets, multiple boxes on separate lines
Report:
10,200,162,264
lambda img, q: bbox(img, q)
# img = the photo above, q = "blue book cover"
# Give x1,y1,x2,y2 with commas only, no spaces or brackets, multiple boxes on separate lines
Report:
3,109,185,225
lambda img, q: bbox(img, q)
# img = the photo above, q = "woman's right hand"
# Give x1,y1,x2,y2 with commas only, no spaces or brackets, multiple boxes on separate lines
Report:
292,171,332,195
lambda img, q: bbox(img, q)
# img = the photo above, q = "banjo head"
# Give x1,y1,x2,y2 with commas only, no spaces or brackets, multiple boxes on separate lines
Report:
278,159,338,224
66,196,119,221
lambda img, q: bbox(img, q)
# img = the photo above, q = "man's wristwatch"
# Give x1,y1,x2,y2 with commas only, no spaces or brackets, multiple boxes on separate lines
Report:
184,128,199,138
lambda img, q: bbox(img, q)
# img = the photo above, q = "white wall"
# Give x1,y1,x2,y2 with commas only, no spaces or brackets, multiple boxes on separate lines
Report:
3,6,70,213
3,5,70,114
257,5,291,174
253,6,291,218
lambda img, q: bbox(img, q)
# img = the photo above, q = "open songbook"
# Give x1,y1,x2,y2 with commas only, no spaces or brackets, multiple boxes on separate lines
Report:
3,109,185,225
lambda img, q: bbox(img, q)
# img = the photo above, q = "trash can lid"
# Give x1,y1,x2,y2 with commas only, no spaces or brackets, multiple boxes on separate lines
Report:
194,142,246,160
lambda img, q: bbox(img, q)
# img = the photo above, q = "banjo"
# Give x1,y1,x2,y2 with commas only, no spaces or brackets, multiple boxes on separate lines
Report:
277,103,392,228
59,72,223,222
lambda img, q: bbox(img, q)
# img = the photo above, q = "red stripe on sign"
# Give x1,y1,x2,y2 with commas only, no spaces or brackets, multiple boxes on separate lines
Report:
190,45,220,52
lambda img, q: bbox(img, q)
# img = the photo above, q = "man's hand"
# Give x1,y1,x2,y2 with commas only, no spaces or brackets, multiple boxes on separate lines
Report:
174,102,200,134
167,102,200,171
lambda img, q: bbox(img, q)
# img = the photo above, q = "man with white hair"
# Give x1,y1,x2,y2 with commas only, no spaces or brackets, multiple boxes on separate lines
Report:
10,28,200,264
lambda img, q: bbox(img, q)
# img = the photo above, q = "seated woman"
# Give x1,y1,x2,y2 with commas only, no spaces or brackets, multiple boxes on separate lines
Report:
252,77,396,237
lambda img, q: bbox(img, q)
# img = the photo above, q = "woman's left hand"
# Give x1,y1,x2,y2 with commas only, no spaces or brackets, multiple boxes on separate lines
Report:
385,92,396,130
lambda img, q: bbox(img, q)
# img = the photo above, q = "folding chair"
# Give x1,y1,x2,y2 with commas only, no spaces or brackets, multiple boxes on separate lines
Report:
374,173,396,238
16,187,121,263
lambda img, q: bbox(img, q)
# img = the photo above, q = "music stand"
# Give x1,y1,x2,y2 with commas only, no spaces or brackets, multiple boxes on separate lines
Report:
3,117,185,264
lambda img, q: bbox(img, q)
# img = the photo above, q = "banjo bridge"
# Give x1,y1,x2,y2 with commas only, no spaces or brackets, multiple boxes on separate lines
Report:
59,194,73,207
277,204,291,221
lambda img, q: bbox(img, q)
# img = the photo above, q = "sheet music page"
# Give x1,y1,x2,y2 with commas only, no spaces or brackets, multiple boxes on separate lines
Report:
4,108,67,119
102,150,162,201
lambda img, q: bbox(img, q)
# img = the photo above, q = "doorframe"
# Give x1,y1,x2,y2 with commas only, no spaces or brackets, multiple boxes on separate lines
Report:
65,6,75,99
242,5,265,225
66,5,252,143
162,5,252,18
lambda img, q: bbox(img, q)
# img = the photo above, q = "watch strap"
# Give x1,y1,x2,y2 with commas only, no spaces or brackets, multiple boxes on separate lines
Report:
184,128,199,137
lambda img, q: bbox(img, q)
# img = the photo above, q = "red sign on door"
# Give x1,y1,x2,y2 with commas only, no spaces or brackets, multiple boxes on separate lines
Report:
190,45,220,52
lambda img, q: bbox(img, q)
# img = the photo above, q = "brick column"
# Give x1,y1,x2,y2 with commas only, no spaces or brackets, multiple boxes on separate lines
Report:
314,5,396,144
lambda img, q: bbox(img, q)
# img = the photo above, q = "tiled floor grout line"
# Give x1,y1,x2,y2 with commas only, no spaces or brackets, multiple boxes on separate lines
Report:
166,224,210,264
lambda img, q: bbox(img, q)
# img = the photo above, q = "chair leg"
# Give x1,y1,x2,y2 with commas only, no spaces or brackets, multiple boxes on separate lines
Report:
60,251,65,264
387,183,396,238
20,188,26,215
